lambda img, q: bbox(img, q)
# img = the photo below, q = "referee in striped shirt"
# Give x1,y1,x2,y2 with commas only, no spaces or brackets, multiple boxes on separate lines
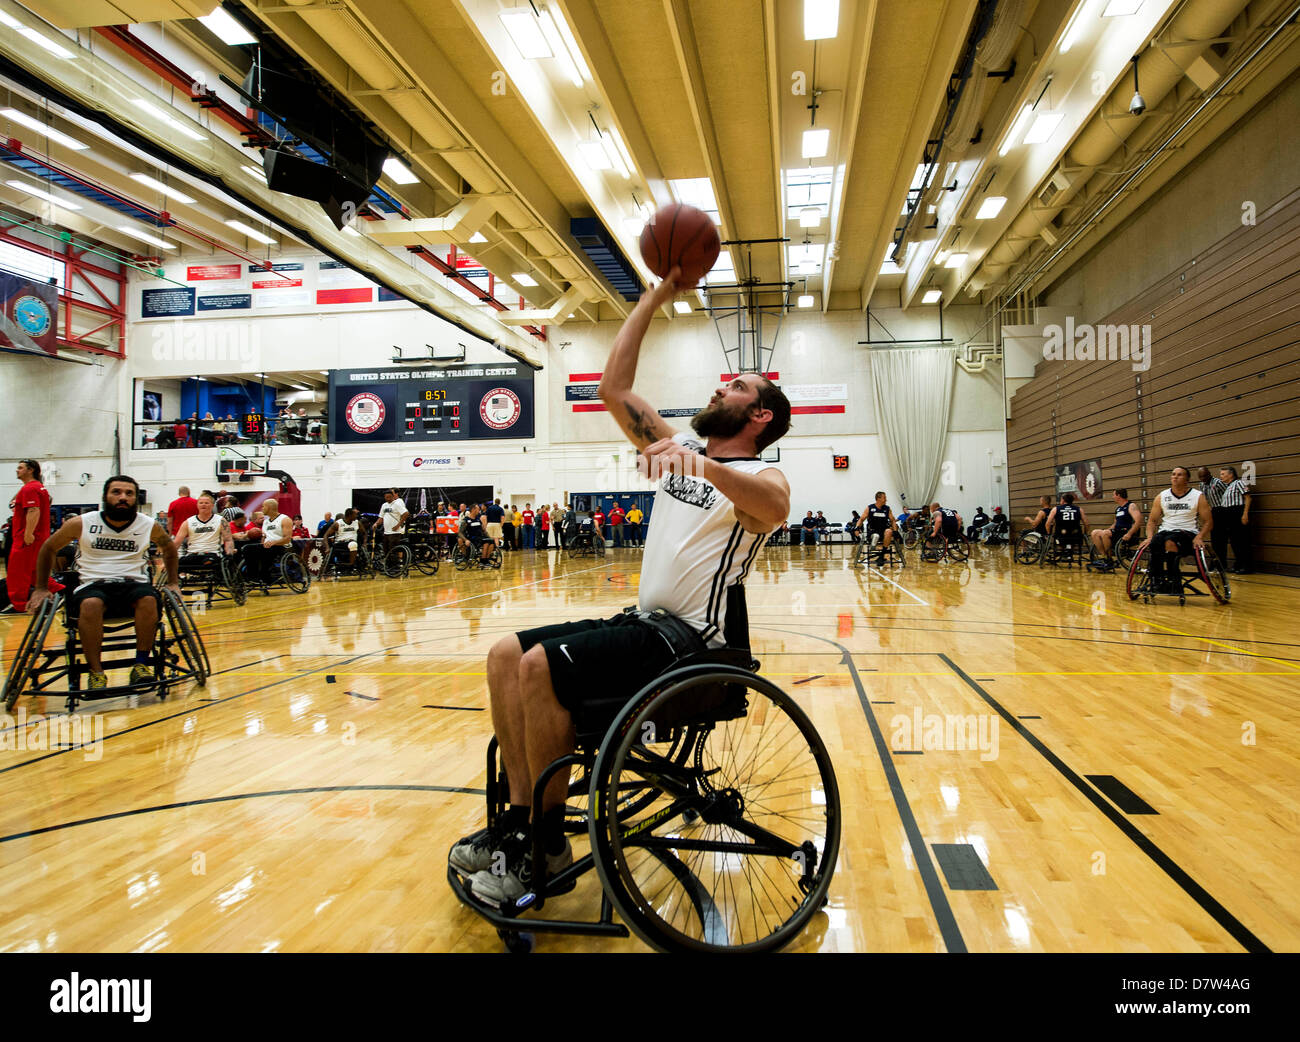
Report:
1199,466,1253,573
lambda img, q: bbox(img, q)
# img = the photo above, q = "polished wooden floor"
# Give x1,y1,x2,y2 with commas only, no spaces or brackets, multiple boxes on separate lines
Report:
1,541,1297,953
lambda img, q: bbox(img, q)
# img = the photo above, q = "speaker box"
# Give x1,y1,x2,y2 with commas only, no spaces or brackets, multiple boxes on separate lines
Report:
263,149,377,229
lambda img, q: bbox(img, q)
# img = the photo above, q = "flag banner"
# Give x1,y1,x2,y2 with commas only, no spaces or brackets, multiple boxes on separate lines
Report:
0,270,58,356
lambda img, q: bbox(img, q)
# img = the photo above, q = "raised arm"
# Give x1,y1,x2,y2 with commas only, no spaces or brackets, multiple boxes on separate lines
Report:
152,522,179,589
598,272,683,450
33,516,83,602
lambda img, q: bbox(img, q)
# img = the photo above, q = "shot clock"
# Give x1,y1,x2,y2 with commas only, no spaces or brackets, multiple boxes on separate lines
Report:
833,454,850,470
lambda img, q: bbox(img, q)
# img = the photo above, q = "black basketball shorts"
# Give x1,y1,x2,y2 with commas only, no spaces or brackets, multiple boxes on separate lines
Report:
71,579,160,619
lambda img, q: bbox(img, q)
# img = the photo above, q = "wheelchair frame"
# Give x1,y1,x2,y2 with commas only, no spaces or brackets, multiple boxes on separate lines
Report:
854,532,906,569
235,544,310,595
566,531,606,559
1125,541,1231,606
453,539,502,570
447,650,841,953
3,587,209,713
176,552,247,608
919,532,970,563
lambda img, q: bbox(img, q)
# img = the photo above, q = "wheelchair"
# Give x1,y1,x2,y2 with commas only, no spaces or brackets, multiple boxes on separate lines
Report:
1125,540,1231,606
854,532,905,568
320,540,377,581
981,521,1011,547
567,530,606,559
176,551,246,608
406,532,442,576
447,646,841,953
1013,530,1048,565
367,531,414,579
236,543,310,595
1042,532,1086,569
1085,533,1140,574
919,532,969,563
453,539,502,570
3,585,209,713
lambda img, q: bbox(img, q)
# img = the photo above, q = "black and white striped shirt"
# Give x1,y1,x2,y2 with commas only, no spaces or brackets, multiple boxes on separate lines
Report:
1221,479,1249,508
1201,479,1224,509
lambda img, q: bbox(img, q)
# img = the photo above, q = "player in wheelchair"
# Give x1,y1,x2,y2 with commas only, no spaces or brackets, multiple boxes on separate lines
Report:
854,491,903,567
1087,489,1143,573
320,509,374,579
921,502,969,562
981,508,1010,545
3,475,208,713
447,270,838,953
237,498,309,594
1043,493,1088,567
174,492,245,606
565,511,605,558
1126,467,1227,605
453,505,501,569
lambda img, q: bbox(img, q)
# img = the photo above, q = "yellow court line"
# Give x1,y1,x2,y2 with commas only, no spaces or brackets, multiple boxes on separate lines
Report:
1009,579,1300,673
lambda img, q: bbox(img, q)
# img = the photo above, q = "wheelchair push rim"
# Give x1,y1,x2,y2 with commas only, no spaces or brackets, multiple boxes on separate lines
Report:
588,668,840,953
3,593,62,710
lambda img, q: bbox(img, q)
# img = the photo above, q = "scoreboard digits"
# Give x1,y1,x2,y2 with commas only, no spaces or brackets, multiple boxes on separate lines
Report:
404,399,461,435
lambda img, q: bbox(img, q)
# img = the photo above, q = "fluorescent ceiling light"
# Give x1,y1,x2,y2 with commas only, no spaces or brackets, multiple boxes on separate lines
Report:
798,262,820,274
198,8,256,46
226,219,276,245
998,104,1033,156
622,217,645,237
669,178,721,221
922,289,942,304
130,173,196,205
132,99,205,141
550,7,593,83
499,8,552,59
382,157,419,184
1023,112,1064,144
799,206,822,228
802,127,830,159
0,13,17,27
797,293,815,308
240,164,264,179
577,140,612,171
536,9,583,87
17,26,75,59
512,272,538,287
1103,0,1143,15
804,0,840,40
116,224,176,250
673,300,691,314
975,196,1007,220
934,249,950,264
0,109,87,150
606,127,634,178
468,231,488,243
945,253,967,268
880,259,905,276
6,180,81,209
1060,5,1088,52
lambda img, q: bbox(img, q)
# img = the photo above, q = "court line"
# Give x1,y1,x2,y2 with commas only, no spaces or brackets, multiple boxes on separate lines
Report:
864,568,928,606
938,653,1271,954
0,784,486,845
1009,579,1300,673
760,625,966,954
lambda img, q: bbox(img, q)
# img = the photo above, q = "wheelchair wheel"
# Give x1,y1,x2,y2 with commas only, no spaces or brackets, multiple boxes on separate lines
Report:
589,668,840,953
946,536,969,562
411,541,440,576
281,554,310,593
382,544,412,578
902,528,919,550
221,555,247,606
1115,538,1138,568
1195,546,1231,604
453,545,472,571
489,543,503,569
1125,543,1151,601
163,589,209,685
3,594,61,711
1014,532,1045,565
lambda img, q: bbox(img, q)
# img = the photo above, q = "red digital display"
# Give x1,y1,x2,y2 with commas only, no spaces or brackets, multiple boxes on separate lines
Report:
832,455,849,470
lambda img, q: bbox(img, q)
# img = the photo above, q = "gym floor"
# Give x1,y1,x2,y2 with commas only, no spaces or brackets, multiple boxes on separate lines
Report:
1,543,1296,953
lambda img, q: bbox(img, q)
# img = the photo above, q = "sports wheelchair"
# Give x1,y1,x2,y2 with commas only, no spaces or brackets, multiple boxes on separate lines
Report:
3,585,208,713
854,532,905,568
1125,540,1231,606
235,543,310,595
320,538,378,581
405,531,443,576
1042,531,1087,569
1085,533,1139,574
448,639,840,953
176,551,246,608
567,529,606,559
1013,530,1048,565
453,538,502,570
919,532,970,563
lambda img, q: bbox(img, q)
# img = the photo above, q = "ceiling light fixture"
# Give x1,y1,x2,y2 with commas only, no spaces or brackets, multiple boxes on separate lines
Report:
577,140,612,171
1103,0,1143,15
6,180,81,209
536,7,583,87
606,126,635,178
512,272,538,287
998,104,1033,156
499,7,552,59
226,219,276,245
130,173,196,205
198,8,257,46
673,300,691,314
799,206,822,228
797,293,815,308
922,289,942,304
549,6,593,83
975,196,1006,219
804,0,840,40
1059,4,1088,53
115,224,176,250
0,109,88,150
802,127,830,159
944,252,968,268
1023,112,1064,144
132,99,205,141
381,157,419,184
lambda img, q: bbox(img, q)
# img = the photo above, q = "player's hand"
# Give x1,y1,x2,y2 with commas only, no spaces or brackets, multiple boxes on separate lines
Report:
23,532,34,546
638,437,702,481
166,582,181,598
1135,538,1151,554
1192,535,1205,550
28,587,49,610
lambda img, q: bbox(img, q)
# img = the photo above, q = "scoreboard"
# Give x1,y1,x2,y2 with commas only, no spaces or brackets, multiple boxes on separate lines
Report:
329,362,534,444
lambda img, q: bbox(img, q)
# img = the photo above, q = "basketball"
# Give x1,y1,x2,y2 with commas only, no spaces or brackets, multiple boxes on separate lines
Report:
639,204,721,286
245,526,263,542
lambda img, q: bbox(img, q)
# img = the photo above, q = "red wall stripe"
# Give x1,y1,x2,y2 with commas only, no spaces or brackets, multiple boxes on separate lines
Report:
569,372,603,382
572,403,608,412
316,287,373,305
720,371,779,381
790,405,845,415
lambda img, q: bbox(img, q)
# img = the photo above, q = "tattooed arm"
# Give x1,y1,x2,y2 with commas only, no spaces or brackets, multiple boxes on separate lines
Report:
598,269,682,451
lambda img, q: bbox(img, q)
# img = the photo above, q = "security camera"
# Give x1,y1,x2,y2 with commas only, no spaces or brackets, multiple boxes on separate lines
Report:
1129,91,1146,115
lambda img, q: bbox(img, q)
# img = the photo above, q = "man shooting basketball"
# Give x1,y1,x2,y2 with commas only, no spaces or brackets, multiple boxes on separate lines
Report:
450,267,792,904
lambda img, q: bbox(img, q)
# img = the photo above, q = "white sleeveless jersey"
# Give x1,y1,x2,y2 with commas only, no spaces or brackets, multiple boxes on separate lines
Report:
263,513,291,543
334,520,360,542
381,498,407,533
76,511,155,583
639,433,774,646
1158,487,1202,532
184,514,224,553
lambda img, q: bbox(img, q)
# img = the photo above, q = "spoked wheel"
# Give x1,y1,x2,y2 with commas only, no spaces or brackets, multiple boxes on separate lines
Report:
920,539,943,563
453,546,472,571
589,668,840,953
1195,546,1232,604
411,541,440,576
490,543,503,569
2,594,61,711
281,553,310,593
945,536,970,563
1014,532,1045,565
1125,542,1151,601
221,554,248,606
163,589,209,686
902,529,920,550
1115,538,1139,569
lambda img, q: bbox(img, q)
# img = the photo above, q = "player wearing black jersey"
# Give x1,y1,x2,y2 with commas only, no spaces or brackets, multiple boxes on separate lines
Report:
1090,489,1142,561
859,491,898,563
1048,493,1088,550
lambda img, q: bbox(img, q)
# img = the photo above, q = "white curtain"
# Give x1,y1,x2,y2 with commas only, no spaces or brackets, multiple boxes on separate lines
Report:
870,347,958,510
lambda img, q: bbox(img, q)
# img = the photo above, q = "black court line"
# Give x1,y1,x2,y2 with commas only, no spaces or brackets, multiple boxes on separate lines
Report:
346,691,379,701
932,844,998,891
791,675,824,685
1087,775,1158,815
938,653,1270,953
893,751,924,756
422,705,484,711
0,784,486,844
761,626,967,954
1017,715,1041,720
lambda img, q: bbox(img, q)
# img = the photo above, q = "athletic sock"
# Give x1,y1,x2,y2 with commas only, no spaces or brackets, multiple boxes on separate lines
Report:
135,650,151,664
542,806,567,856
500,804,530,834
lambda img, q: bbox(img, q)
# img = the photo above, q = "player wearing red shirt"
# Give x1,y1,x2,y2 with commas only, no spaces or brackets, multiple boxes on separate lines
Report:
4,459,52,613
521,505,535,550
167,487,198,536
607,504,625,548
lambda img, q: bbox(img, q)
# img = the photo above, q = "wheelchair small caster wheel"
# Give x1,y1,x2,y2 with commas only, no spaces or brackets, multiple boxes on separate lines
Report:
1178,596,1186,606
681,808,700,825
499,929,533,954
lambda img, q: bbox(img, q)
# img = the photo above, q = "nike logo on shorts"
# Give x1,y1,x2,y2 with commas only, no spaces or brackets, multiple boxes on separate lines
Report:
560,644,574,663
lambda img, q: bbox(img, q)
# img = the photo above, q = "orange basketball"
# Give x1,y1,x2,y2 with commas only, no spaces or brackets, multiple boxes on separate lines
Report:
639,203,721,286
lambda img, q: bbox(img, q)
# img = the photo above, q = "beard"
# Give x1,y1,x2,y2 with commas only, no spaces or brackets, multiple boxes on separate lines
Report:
103,500,138,523
691,399,750,440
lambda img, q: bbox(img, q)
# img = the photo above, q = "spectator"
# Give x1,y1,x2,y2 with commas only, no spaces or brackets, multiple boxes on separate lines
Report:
625,502,643,548
502,504,516,550
592,505,606,545
608,501,626,548
511,504,523,550
847,510,862,544
485,498,505,547
562,502,576,549
3,459,51,614
521,503,535,549
801,510,817,546
967,506,991,541
317,512,334,537
167,486,198,537
538,504,551,549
